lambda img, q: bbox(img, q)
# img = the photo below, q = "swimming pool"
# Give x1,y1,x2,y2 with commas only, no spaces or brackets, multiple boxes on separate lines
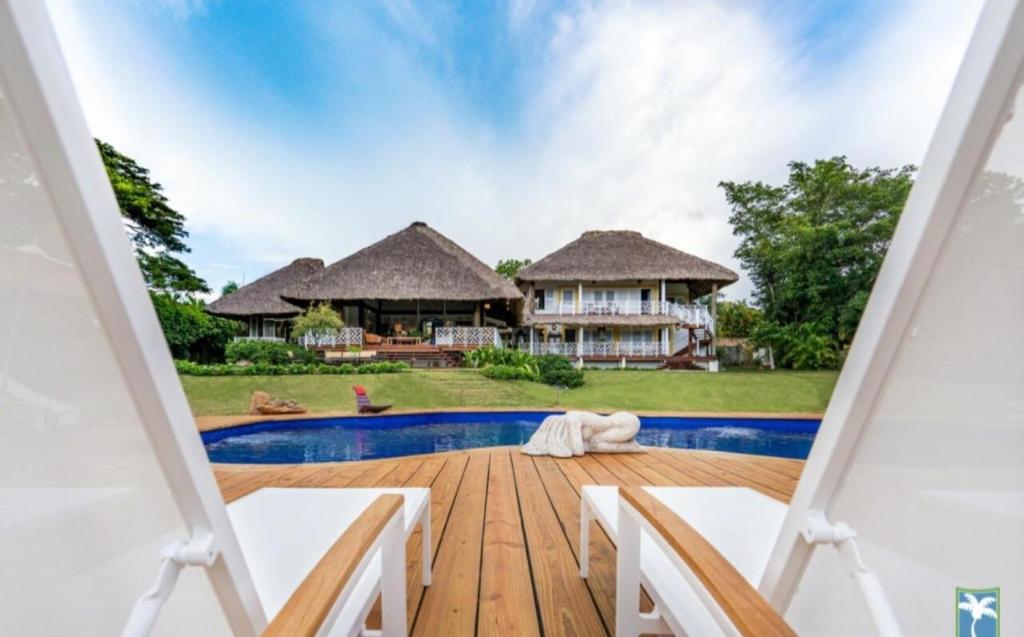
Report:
202,411,819,464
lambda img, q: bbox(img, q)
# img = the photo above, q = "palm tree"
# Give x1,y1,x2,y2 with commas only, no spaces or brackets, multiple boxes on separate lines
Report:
958,592,997,637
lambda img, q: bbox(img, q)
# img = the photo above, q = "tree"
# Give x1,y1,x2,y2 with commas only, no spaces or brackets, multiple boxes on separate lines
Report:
97,139,209,297
716,300,762,338
221,280,240,296
291,303,344,338
495,258,532,280
148,293,240,363
98,139,241,361
721,157,914,355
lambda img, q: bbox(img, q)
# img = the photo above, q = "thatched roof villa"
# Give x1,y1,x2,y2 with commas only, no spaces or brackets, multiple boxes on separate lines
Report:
516,230,738,368
206,257,324,340
282,222,522,338
207,225,737,368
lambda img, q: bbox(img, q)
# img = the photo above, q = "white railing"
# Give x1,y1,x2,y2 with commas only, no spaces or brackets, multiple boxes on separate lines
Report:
538,300,714,330
233,336,286,343
520,341,668,357
296,327,364,348
435,326,501,347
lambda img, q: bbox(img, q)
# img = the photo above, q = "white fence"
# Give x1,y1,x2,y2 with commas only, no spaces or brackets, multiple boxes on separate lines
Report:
296,327,364,348
521,341,668,358
233,336,286,343
542,301,714,332
434,326,501,347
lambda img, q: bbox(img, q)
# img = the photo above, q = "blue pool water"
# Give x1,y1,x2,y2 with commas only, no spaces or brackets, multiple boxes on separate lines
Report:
202,412,819,464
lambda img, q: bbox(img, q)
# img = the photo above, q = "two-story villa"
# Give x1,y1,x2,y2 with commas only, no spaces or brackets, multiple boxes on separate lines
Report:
516,230,738,369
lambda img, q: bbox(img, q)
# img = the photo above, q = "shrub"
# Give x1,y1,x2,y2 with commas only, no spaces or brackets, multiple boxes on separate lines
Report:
480,364,539,382
225,339,317,365
150,293,242,363
175,360,409,376
463,345,539,376
753,321,840,370
540,367,585,388
291,302,343,338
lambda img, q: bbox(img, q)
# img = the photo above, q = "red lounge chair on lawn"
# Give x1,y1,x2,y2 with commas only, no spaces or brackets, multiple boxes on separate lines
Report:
353,385,392,414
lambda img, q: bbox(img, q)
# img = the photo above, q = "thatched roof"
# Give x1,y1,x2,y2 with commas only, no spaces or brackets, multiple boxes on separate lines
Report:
518,230,738,296
206,258,324,318
525,314,677,328
285,222,522,302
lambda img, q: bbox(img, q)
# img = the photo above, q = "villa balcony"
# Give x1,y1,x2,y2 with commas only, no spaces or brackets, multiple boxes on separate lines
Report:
536,300,714,329
521,341,669,358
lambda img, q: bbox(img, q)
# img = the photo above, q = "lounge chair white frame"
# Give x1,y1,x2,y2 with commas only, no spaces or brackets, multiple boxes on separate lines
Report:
0,2,429,635
583,0,1024,634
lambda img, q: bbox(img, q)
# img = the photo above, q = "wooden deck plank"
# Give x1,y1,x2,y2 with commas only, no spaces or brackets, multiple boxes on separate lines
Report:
412,453,489,637
212,446,803,635
690,453,799,496
534,455,622,632
652,449,791,502
613,453,678,487
510,452,607,636
590,453,651,487
477,450,542,636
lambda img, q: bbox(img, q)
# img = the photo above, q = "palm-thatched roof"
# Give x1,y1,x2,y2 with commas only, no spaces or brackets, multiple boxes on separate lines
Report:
206,258,324,318
284,222,522,302
518,230,738,296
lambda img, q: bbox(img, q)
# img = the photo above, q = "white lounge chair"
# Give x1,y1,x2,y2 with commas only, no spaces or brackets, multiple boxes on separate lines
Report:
580,486,788,636
583,1,1024,633
0,5,430,635
226,488,431,636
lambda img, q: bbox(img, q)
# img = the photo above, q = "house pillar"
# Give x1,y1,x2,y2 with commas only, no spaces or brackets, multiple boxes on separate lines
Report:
577,282,583,312
528,283,535,312
661,327,669,356
473,303,482,327
529,326,535,353
710,283,719,355
660,279,666,309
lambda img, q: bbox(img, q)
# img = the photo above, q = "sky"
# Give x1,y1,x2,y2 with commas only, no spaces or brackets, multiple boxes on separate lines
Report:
46,0,984,301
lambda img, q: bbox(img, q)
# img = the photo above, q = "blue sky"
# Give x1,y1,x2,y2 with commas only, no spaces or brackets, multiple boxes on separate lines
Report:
47,0,982,299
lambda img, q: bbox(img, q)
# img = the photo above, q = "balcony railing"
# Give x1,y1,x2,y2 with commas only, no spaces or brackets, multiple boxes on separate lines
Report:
520,341,668,358
434,326,501,347
233,336,286,343
296,327,364,348
538,301,714,331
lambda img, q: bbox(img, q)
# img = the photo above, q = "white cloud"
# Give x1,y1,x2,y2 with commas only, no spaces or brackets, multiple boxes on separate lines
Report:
45,0,984,300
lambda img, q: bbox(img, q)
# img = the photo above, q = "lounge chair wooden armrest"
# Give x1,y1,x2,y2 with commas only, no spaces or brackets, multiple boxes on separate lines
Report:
619,487,796,637
263,494,405,637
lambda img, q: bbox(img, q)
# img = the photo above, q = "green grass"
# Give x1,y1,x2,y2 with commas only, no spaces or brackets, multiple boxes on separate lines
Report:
181,369,838,417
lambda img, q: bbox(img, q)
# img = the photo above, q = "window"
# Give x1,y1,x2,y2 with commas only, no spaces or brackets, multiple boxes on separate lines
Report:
262,319,278,338
561,289,574,304
535,289,545,310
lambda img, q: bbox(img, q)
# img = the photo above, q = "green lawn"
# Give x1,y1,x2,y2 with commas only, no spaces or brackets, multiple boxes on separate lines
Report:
181,369,838,417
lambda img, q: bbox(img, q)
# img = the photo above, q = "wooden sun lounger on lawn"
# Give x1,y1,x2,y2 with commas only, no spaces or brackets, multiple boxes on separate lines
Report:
354,385,392,414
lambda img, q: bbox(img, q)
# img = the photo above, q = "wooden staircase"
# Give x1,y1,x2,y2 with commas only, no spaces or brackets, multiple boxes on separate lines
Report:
662,326,715,370
374,345,464,368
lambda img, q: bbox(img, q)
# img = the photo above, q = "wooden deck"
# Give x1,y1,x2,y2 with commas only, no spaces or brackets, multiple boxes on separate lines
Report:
214,447,803,636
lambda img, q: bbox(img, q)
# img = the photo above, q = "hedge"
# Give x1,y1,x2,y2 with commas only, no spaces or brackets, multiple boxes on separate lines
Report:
224,340,317,365
175,360,409,376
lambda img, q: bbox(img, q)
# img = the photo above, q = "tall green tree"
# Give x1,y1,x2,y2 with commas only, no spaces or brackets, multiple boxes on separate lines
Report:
721,157,914,348
716,300,763,338
97,139,209,297
221,280,240,296
495,258,532,280
98,139,240,361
